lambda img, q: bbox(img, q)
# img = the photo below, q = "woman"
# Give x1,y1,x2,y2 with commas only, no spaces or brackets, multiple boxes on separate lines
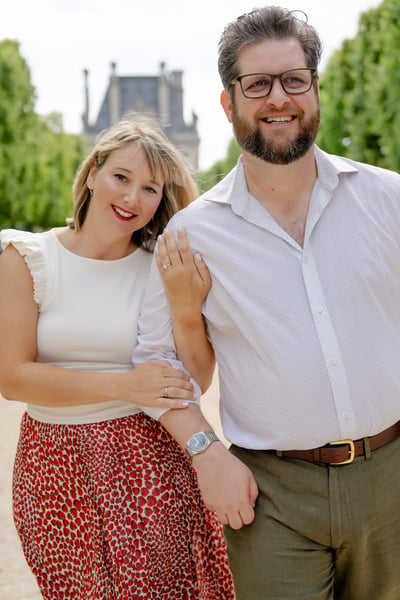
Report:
0,113,234,599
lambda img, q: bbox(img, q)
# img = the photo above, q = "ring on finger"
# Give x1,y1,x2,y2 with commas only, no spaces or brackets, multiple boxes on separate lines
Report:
163,263,172,270
163,387,169,398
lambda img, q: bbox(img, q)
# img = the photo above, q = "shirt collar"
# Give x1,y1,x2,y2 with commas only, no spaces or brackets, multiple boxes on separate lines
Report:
203,145,360,207
314,145,358,191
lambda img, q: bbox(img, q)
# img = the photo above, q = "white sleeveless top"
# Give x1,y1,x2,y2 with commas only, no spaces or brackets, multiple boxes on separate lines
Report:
0,228,153,424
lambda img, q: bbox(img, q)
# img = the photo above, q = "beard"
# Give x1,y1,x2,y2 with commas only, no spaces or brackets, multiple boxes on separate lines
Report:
231,104,320,165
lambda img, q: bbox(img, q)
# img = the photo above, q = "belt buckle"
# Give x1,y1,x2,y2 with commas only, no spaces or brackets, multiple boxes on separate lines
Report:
327,439,355,465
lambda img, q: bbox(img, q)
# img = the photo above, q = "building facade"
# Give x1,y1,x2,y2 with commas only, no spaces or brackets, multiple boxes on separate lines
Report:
82,62,200,169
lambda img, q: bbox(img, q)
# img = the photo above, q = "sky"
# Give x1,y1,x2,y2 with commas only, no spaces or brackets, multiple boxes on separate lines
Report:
3,0,381,170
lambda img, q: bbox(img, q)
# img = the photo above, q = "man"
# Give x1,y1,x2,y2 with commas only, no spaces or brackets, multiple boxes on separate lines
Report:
133,6,400,599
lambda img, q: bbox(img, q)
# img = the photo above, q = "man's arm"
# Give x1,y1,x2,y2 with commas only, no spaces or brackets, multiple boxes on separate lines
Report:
132,253,197,419
155,227,215,393
160,404,258,529
133,236,259,528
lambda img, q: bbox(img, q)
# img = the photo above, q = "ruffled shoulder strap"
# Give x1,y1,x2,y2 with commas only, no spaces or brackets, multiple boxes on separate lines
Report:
0,229,47,305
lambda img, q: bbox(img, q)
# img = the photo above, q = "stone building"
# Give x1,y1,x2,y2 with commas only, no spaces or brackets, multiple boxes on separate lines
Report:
82,62,200,169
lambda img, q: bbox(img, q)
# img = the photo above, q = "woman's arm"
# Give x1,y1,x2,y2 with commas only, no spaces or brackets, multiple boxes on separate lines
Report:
0,245,193,409
155,227,215,393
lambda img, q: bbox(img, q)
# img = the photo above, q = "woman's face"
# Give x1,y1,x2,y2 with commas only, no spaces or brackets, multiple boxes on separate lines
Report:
86,142,165,243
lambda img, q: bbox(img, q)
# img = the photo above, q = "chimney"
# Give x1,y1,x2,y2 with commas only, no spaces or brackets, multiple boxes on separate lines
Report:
109,62,120,124
82,68,90,131
158,61,169,127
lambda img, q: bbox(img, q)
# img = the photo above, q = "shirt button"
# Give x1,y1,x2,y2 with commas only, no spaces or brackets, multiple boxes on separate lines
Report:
303,256,309,264
316,306,323,313
342,412,349,419
330,358,337,365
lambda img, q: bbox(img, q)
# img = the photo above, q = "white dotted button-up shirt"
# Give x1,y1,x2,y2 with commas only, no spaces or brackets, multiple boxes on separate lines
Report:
134,146,400,451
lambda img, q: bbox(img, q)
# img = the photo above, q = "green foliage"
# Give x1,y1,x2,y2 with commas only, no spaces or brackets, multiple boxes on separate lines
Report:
21,115,88,230
197,138,241,193
0,39,36,226
317,0,400,171
0,39,87,230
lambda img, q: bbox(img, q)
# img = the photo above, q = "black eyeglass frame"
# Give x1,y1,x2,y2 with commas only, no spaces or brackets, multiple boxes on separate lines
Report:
229,68,317,98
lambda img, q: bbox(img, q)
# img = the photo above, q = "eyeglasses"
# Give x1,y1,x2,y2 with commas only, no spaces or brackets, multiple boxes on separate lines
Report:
230,68,317,98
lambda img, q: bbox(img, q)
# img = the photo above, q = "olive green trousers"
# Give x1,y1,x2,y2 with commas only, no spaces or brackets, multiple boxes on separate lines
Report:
225,436,400,600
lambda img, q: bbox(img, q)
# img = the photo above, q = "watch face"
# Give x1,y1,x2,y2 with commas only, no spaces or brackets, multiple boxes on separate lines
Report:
190,433,207,451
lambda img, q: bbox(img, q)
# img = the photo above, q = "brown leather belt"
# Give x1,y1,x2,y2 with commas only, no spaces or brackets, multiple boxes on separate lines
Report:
276,420,400,465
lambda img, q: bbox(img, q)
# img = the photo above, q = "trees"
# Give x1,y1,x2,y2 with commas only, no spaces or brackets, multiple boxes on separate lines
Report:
0,39,36,227
317,0,400,171
0,39,87,230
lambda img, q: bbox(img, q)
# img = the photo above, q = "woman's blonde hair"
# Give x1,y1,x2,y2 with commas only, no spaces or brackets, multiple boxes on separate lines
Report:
71,112,198,250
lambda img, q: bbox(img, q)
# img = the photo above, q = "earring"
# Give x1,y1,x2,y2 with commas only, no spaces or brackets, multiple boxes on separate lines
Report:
89,188,93,197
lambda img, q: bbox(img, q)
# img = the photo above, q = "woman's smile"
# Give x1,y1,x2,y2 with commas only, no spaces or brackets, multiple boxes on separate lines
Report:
112,204,137,221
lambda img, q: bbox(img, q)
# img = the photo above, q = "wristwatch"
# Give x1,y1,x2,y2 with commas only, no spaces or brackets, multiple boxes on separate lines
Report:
185,431,220,459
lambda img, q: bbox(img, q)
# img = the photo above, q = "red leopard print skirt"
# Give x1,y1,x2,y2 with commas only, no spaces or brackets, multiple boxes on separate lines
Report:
13,412,235,599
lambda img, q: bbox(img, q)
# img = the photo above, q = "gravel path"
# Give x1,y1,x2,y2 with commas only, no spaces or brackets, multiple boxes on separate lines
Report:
0,398,42,599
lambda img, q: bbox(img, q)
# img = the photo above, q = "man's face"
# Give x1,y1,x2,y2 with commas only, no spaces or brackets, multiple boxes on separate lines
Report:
221,38,320,165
